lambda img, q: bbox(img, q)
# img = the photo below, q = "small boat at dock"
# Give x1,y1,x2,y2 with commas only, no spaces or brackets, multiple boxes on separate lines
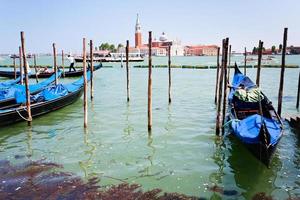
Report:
74,52,144,63
228,64,283,166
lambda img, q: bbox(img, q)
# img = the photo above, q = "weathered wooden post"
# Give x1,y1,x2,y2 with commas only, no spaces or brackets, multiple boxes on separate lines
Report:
222,38,229,134
244,47,247,75
90,40,94,100
256,40,263,86
214,47,220,105
297,71,300,109
83,38,88,128
216,39,225,135
52,43,57,85
19,46,23,84
126,40,130,102
20,31,32,126
12,57,16,79
33,54,39,83
227,44,231,79
62,50,65,77
277,28,288,117
168,45,172,104
148,31,152,131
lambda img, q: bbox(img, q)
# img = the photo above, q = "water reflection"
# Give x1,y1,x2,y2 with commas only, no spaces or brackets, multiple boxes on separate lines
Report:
227,136,281,199
26,127,33,158
79,128,97,178
209,136,225,185
123,102,134,139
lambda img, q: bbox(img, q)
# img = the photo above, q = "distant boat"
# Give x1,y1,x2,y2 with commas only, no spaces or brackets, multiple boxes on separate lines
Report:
228,64,283,166
74,52,144,63
10,54,33,59
0,64,102,78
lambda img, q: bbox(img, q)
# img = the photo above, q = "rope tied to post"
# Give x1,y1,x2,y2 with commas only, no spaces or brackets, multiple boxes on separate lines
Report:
16,106,31,122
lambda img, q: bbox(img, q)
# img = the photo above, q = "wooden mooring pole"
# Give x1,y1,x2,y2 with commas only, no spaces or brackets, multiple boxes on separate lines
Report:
20,31,32,126
126,40,130,102
297,71,300,109
216,39,225,135
13,57,16,79
214,47,220,105
256,40,263,86
148,31,152,131
19,46,23,85
277,28,288,117
33,54,39,83
83,38,88,128
244,47,247,75
222,38,229,134
227,44,231,79
168,45,172,104
90,40,94,100
52,43,57,85
62,50,65,77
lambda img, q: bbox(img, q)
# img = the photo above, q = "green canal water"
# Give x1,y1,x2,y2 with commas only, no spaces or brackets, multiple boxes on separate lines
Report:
0,55,299,199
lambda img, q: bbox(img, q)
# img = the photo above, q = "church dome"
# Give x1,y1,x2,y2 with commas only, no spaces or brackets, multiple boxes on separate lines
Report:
159,32,168,42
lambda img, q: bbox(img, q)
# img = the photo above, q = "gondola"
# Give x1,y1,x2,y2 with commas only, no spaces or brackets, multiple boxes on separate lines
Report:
227,64,283,166
0,63,102,78
0,72,90,127
0,71,62,108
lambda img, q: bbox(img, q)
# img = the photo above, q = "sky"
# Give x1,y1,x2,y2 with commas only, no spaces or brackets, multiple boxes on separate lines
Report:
0,0,299,54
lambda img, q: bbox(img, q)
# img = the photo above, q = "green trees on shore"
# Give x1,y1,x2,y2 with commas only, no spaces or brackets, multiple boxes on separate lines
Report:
97,43,124,52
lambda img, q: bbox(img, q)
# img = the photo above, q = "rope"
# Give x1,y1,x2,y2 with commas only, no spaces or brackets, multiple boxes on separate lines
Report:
16,107,31,122
222,118,240,128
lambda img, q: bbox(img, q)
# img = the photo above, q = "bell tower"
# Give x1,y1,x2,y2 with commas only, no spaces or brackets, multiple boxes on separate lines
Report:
135,14,142,48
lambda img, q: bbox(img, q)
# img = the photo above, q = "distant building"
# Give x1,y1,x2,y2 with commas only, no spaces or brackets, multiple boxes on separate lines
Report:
118,14,184,56
184,45,219,56
287,46,300,54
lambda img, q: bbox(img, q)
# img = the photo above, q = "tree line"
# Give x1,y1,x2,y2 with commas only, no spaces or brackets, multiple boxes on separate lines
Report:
95,43,124,52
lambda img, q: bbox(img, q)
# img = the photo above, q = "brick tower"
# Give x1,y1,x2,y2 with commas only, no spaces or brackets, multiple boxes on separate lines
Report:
135,14,142,48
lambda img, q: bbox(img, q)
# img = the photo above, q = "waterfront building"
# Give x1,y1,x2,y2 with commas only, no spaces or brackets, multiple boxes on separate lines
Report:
184,45,219,56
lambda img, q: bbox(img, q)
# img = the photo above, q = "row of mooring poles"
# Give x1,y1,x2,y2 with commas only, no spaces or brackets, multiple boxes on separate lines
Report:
33,54,39,83
19,46,23,84
214,47,220,105
125,32,172,131
297,71,300,109
126,40,130,102
13,57,16,79
215,38,229,135
62,50,65,77
227,45,231,79
17,32,94,128
53,43,58,85
277,28,288,117
222,38,229,134
256,40,263,86
20,31,32,126
148,31,153,131
244,47,247,75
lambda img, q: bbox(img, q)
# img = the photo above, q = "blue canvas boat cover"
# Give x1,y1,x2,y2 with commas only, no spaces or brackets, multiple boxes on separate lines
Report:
228,70,256,102
0,76,21,89
231,114,282,146
0,71,62,103
29,71,91,103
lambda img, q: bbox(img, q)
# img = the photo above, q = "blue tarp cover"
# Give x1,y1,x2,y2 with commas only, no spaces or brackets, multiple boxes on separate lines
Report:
0,77,21,89
0,71,61,103
231,112,281,146
31,71,90,102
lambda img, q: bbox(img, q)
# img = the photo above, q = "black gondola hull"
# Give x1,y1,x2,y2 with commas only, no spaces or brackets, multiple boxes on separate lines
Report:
0,65,101,78
0,88,83,127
